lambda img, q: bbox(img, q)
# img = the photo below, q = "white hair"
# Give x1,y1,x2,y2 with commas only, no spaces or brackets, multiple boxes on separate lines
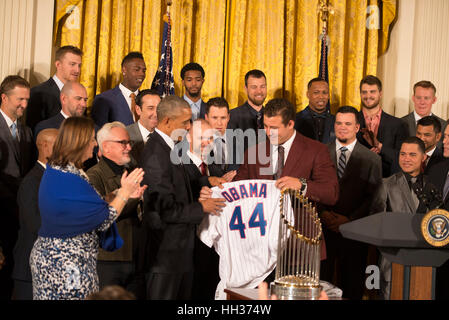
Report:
96,121,126,153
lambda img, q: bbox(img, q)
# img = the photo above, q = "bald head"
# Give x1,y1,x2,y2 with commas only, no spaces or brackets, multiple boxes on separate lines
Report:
60,81,87,117
36,128,58,164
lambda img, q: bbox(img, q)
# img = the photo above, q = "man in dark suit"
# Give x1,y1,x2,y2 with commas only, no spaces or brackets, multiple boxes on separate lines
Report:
181,63,208,120
416,116,445,173
126,89,160,165
294,78,335,144
371,137,440,299
12,128,58,300
0,75,35,299
228,69,267,151
87,122,144,297
357,75,408,177
34,82,88,137
320,106,382,300
26,46,82,132
205,97,241,180
141,96,225,300
402,80,446,137
92,52,146,128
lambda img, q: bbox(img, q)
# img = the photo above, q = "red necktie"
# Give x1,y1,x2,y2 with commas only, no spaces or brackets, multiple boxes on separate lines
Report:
199,162,207,176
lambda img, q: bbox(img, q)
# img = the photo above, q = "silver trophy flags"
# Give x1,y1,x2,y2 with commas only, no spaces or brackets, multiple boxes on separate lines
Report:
270,189,323,300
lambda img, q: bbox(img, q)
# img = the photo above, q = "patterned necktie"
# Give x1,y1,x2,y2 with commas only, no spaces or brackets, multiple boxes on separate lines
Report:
256,112,263,129
10,123,17,139
337,146,348,179
130,92,139,122
274,145,285,180
199,162,207,176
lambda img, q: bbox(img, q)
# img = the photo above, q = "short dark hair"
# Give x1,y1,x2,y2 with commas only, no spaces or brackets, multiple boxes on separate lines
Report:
0,75,30,96
206,97,229,114
121,52,144,67
360,75,382,91
135,88,160,107
413,80,436,95
336,106,360,124
402,136,426,154
417,115,442,134
244,69,266,87
55,45,83,61
307,77,328,89
264,98,295,126
180,62,205,79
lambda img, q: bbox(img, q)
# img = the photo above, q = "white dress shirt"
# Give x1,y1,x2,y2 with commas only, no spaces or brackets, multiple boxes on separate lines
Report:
335,138,358,163
0,109,18,139
119,83,139,121
271,131,296,173
155,127,175,150
52,75,64,91
183,95,203,120
138,121,152,144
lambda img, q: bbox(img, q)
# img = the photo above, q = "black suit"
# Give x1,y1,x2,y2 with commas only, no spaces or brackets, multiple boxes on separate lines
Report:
321,141,382,300
357,110,408,177
12,162,44,299
425,145,445,174
34,112,65,138
0,114,35,299
294,106,336,144
428,159,449,300
26,78,61,132
141,130,204,300
228,102,265,151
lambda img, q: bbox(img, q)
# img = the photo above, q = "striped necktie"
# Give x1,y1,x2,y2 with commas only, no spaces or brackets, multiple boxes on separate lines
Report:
10,123,17,139
337,146,348,179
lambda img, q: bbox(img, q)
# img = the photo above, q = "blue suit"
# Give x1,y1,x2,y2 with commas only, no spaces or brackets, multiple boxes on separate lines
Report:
294,106,335,144
91,85,134,128
34,112,65,138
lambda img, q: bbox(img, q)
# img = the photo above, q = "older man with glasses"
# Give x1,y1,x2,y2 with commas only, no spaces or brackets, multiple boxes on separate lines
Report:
86,121,146,298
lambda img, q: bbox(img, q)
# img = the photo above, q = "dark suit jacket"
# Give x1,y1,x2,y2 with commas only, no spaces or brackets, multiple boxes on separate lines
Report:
91,85,134,128
26,78,61,132
326,141,382,220
428,159,449,210
234,132,339,206
357,110,408,177
402,112,447,137
12,163,44,282
0,115,35,202
141,130,204,273
199,101,207,119
183,158,212,201
86,158,140,261
425,145,445,174
294,106,336,144
34,112,65,138
228,102,265,151
126,122,145,167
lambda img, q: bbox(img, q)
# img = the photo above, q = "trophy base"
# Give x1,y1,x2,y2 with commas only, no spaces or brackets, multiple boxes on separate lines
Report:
270,282,322,300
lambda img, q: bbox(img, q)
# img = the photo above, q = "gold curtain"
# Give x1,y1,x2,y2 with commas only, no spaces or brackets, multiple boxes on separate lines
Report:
55,0,396,113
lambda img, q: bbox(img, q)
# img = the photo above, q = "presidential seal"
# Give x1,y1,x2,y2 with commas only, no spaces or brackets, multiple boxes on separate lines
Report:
421,209,449,247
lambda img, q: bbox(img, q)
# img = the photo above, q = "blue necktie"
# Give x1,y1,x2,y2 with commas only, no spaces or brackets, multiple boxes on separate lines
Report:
10,123,17,139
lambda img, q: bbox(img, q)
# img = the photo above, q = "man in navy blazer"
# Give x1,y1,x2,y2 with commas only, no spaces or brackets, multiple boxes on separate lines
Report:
34,82,88,137
26,46,83,132
181,63,208,120
294,78,335,144
91,52,146,128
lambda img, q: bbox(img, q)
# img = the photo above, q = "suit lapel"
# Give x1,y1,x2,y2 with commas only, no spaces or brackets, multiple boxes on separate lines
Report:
328,141,337,166
114,86,133,122
0,114,20,163
282,133,305,178
396,173,417,212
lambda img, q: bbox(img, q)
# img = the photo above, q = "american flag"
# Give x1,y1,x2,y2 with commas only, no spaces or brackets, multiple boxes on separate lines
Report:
151,12,175,97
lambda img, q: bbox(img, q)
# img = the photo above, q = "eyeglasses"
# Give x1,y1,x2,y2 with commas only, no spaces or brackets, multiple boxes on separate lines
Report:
106,140,133,148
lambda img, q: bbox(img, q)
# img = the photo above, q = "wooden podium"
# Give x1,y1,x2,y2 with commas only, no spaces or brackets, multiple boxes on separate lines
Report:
340,212,449,300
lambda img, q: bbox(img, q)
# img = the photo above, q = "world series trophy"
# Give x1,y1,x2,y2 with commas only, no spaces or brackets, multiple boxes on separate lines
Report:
270,189,323,300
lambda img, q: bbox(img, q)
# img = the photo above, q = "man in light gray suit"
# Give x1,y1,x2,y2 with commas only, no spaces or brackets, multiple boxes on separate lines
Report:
0,75,35,299
126,89,161,164
402,80,446,137
371,137,441,299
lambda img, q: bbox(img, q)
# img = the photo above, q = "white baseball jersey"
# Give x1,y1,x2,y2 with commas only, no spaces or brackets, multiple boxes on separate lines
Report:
198,179,281,300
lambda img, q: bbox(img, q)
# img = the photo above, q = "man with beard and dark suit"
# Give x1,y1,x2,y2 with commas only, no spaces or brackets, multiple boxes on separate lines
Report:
92,52,146,128
402,80,446,137
181,63,208,120
228,70,267,151
0,76,35,299
416,116,445,173
320,106,382,300
357,75,408,178
34,82,88,137
26,46,82,132
126,89,161,164
12,128,58,300
428,123,449,300
371,137,441,300
294,78,335,144
140,96,225,300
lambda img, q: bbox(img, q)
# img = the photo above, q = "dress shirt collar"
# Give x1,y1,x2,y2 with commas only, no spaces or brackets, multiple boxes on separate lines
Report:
426,146,437,158
119,83,139,110
187,150,204,168
184,95,202,120
0,109,16,128
336,138,357,153
413,111,433,123
155,127,175,150
52,74,64,91
60,110,70,119
276,130,296,156
137,121,152,143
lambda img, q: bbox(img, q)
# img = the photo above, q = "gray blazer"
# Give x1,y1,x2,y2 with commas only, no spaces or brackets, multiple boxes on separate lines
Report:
126,122,145,166
401,112,447,137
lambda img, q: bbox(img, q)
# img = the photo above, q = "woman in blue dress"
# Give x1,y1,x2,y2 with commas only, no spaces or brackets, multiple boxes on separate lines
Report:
30,117,146,300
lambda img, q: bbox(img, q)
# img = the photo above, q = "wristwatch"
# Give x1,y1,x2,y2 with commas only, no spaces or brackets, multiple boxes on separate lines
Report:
299,178,307,193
